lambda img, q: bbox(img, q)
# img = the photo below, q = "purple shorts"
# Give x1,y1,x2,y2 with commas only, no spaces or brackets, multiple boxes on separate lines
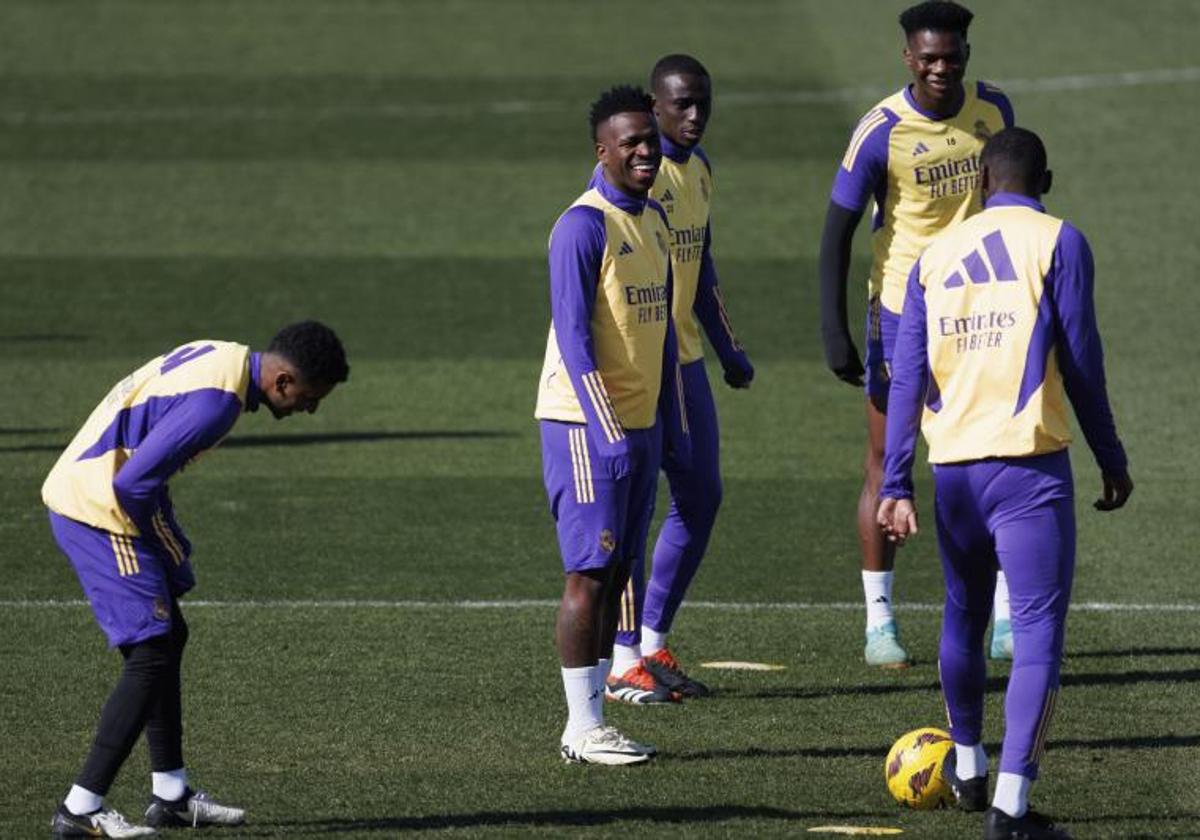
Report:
864,296,901,411
49,511,194,648
540,420,661,573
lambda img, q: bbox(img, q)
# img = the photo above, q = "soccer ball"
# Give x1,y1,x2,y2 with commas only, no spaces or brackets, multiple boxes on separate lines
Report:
884,727,955,810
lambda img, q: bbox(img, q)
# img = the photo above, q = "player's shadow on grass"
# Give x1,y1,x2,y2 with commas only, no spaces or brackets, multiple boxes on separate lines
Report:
673,744,886,763
260,804,898,834
220,430,517,448
0,332,88,343
718,676,1008,700
0,429,516,454
726,666,1200,701
671,734,1200,766
1066,645,1200,659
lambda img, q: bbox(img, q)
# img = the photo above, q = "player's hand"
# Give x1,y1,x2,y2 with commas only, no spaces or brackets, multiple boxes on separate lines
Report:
877,497,919,545
723,356,754,389
823,330,865,387
1094,471,1133,511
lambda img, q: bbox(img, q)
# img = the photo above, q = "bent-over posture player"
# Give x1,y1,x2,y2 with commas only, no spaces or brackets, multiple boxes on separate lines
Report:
44,322,348,838
878,128,1132,840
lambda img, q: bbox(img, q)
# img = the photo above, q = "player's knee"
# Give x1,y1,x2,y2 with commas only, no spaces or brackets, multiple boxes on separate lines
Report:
862,459,885,492
679,475,722,522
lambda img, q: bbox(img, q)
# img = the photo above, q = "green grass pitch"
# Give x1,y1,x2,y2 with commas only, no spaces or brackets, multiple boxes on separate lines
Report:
2,1,1199,836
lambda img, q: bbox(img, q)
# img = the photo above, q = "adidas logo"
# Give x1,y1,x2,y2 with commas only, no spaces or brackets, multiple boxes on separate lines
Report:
660,189,675,202
912,142,930,156
873,596,890,604
618,241,634,256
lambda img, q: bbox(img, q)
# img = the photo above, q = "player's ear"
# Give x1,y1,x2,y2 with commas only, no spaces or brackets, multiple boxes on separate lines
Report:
980,162,991,196
1041,169,1053,196
274,369,295,395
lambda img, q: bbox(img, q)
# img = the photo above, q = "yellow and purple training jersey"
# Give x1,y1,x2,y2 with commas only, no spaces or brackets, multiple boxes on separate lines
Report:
535,170,680,445
831,81,1013,314
882,193,1127,497
43,341,263,541
651,136,747,369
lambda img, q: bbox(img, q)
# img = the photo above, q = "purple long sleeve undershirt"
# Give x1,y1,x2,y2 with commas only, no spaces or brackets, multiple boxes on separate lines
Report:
692,223,751,374
110,352,261,542
882,195,1127,498
548,179,685,460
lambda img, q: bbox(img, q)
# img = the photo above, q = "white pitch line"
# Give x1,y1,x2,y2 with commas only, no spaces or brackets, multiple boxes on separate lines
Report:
1,599,1197,612
2,66,1197,127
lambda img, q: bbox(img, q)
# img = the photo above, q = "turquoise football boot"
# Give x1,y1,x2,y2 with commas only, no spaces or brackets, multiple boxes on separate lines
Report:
865,621,911,668
989,619,1013,660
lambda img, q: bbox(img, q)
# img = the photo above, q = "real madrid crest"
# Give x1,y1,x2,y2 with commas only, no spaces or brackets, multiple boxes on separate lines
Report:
599,529,616,553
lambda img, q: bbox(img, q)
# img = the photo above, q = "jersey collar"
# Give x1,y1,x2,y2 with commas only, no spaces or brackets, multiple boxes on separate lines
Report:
589,164,648,215
903,83,966,121
984,192,1045,213
660,133,694,164
245,351,264,413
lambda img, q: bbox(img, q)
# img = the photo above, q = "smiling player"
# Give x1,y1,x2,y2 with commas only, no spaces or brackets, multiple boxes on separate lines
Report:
818,0,1015,667
535,85,689,763
44,322,348,838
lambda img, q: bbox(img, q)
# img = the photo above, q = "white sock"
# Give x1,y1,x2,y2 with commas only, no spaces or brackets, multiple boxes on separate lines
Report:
862,570,896,629
593,658,611,717
612,643,641,677
152,768,188,801
64,785,103,816
641,626,668,656
993,571,1011,623
561,665,603,744
992,771,1031,818
954,743,988,779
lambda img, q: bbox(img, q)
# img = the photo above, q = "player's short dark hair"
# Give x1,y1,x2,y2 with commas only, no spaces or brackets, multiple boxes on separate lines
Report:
268,320,349,386
650,54,710,90
981,127,1047,190
899,1,973,37
589,85,653,141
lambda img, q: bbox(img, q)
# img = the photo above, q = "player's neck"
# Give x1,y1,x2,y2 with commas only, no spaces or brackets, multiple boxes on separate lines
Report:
909,83,965,120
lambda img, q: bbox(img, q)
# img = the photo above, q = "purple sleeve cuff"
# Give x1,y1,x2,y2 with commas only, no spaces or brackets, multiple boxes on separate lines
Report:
830,109,894,212
881,261,929,498
1050,223,1127,474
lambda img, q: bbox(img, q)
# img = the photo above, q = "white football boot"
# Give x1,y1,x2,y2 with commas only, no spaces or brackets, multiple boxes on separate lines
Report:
560,725,657,765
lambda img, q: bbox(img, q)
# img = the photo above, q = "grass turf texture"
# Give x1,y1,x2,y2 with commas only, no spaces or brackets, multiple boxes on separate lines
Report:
2,0,1198,836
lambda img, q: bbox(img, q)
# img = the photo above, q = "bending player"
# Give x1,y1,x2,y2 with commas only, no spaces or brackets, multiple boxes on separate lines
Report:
878,128,1132,840
44,322,349,838
535,85,689,763
608,53,754,703
819,0,1015,666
